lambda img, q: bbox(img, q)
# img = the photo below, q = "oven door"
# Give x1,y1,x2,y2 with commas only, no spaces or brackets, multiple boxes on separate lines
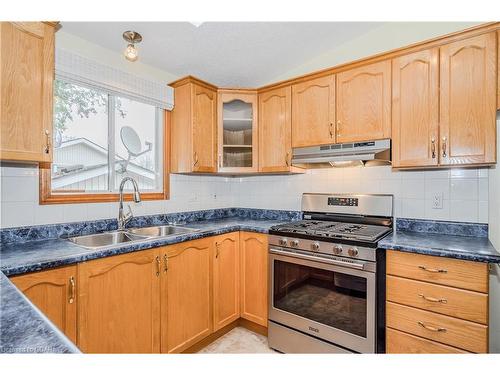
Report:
268,247,376,353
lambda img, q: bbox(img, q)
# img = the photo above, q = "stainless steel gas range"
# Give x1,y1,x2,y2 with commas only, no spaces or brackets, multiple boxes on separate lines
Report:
267,193,393,354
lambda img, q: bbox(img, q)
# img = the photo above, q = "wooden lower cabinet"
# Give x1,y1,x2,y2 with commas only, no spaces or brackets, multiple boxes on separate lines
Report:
11,231,269,353
161,237,213,353
11,265,77,344
239,232,269,327
386,250,489,354
386,328,467,354
77,249,161,353
213,232,240,331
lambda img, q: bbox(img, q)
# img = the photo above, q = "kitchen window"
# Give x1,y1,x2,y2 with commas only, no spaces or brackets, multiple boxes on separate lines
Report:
41,48,173,204
40,79,168,203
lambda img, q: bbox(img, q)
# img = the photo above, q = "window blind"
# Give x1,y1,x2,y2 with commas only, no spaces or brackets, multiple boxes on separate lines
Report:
55,48,174,110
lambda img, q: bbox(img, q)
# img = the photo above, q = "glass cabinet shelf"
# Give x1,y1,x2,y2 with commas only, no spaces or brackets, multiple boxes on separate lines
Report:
218,91,258,172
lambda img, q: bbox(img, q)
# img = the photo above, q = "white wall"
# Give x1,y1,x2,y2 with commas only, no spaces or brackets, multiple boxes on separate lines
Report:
233,166,489,223
488,115,500,353
267,22,481,85
56,31,178,84
0,164,237,227
0,164,489,228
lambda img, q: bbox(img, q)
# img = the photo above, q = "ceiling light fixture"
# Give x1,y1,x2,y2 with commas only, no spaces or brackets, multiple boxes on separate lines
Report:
122,31,142,62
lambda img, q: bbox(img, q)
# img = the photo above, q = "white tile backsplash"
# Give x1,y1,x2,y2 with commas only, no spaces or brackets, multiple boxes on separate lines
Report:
0,164,492,228
450,179,478,201
232,166,490,225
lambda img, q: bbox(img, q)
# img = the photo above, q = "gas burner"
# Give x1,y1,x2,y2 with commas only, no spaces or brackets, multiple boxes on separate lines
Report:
270,219,391,243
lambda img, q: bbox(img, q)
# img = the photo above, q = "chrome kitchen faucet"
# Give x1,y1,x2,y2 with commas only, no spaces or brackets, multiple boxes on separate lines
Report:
117,177,141,230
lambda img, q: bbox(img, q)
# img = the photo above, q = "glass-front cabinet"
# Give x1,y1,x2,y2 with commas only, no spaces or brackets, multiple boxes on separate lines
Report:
218,90,258,173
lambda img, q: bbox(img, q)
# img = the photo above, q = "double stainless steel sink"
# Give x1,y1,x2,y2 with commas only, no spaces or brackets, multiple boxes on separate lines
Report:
67,225,198,250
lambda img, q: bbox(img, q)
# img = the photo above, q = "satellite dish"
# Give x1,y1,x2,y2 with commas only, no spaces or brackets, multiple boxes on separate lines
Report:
117,126,152,174
120,126,142,156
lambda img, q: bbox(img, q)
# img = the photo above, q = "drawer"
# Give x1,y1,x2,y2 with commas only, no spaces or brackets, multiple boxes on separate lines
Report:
387,302,487,353
386,328,468,354
387,275,488,324
387,250,488,293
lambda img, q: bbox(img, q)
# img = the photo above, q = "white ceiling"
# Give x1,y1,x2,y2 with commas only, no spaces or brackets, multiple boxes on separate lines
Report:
60,22,383,87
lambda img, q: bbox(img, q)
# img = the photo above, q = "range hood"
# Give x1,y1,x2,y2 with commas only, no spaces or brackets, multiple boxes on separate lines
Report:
292,139,391,168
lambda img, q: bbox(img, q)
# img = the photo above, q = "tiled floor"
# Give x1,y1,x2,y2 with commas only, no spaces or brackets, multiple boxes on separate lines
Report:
197,327,276,354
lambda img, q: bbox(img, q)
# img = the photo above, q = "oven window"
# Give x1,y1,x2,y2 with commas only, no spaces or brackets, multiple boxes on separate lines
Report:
273,259,367,338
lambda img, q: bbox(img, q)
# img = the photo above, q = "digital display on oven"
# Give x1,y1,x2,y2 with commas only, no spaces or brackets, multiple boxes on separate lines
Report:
328,197,359,206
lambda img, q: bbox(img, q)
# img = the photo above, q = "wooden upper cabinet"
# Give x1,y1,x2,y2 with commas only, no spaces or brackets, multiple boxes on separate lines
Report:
498,30,500,110
439,32,497,166
161,237,213,353
336,60,391,143
193,84,218,172
392,48,439,168
292,75,335,147
10,265,77,344
77,250,161,353
218,90,259,173
0,22,55,163
170,77,217,173
240,232,268,327
497,30,500,109
213,232,240,331
258,86,293,172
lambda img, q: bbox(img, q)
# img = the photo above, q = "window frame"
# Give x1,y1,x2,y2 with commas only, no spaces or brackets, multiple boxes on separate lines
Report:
40,110,170,205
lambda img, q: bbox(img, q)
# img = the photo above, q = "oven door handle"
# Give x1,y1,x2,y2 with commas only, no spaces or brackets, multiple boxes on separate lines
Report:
269,247,366,270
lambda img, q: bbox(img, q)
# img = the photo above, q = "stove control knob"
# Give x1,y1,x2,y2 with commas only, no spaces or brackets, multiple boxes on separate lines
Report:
290,240,299,248
279,238,288,246
311,242,320,251
333,245,343,255
348,247,359,257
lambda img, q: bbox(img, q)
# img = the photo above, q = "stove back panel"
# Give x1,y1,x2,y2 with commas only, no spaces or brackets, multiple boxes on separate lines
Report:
302,193,393,218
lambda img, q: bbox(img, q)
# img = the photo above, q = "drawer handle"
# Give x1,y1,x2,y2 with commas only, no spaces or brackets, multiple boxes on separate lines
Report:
418,265,447,273
418,321,447,333
419,293,447,304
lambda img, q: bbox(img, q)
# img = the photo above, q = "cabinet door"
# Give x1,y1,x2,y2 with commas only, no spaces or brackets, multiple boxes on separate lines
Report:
240,232,268,327
218,91,259,173
213,232,240,331
259,86,292,172
498,30,500,110
392,48,439,168
0,22,54,163
440,32,497,165
192,83,217,172
292,75,335,147
78,250,160,353
11,266,77,344
336,60,391,143
161,238,213,353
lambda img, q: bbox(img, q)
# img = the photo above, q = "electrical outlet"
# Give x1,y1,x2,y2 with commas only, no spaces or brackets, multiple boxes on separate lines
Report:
432,193,443,209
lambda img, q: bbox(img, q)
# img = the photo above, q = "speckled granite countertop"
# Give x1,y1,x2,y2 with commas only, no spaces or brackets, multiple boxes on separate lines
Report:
379,219,500,263
0,218,285,276
0,272,80,353
0,216,285,354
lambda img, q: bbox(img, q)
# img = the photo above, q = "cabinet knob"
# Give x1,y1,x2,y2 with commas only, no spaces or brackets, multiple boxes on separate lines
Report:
431,137,436,159
442,137,447,158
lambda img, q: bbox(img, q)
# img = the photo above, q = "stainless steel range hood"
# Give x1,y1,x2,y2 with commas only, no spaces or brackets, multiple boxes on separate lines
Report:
292,139,391,168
